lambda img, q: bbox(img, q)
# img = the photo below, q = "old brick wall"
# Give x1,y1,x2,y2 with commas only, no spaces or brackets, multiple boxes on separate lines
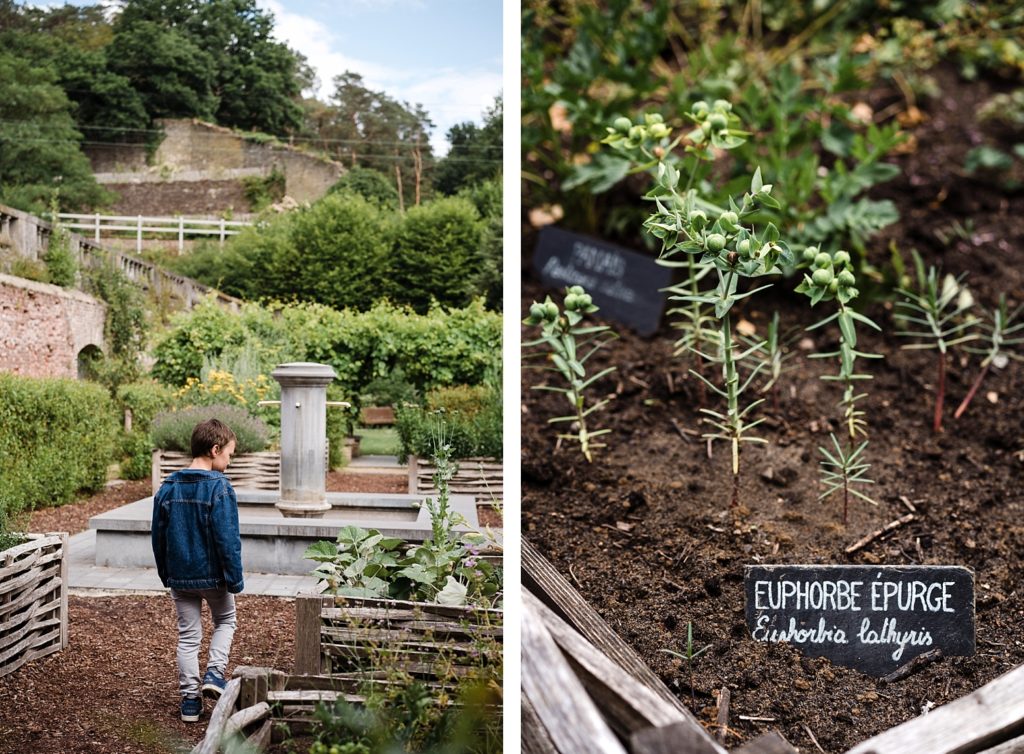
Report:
0,274,107,379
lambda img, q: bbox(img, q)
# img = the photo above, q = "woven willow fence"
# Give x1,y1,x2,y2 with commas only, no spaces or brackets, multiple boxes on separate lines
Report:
0,533,69,678
294,594,503,687
408,456,503,504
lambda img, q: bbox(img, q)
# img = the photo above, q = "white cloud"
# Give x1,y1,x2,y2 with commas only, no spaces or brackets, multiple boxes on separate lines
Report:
260,0,500,155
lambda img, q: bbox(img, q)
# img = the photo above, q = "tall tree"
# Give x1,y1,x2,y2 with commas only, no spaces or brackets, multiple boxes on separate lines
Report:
0,52,111,212
307,72,435,206
108,0,305,135
434,95,503,195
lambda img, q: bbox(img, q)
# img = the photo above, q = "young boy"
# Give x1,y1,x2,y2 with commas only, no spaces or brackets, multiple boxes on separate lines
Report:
151,418,245,722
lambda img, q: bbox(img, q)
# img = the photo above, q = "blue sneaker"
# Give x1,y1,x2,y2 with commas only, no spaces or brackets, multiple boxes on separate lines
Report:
201,668,227,699
180,695,202,722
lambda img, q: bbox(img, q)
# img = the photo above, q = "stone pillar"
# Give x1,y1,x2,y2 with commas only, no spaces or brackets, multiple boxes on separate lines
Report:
271,362,336,518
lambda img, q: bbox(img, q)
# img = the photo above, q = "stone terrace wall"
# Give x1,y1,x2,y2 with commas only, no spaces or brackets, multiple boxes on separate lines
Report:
84,119,344,214
0,274,106,379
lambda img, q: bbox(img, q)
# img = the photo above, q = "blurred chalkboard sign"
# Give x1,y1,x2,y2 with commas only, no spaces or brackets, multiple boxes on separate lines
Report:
533,227,670,336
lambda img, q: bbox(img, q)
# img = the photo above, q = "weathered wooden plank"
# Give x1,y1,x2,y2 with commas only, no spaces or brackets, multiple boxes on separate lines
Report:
522,539,694,720
320,624,501,643
57,533,68,649
845,663,1024,754
522,693,560,754
224,701,270,739
0,585,61,631
191,677,241,754
267,689,363,704
323,595,502,621
528,591,718,748
522,595,628,754
247,719,272,752
630,722,726,754
294,594,322,675
1,534,62,564
731,731,799,754
979,732,1024,754
0,561,60,599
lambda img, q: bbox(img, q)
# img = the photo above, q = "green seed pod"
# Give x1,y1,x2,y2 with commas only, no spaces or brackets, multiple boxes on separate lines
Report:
814,251,832,269
708,112,728,131
568,285,584,295
691,100,709,116
812,268,834,287
829,279,839,294
564,294,579,310
838,270,856,287
647,113,664,125
613,116,633,133
649,123,669,139
737,239,751,256
833,250,851,267
700,120,712,135
802,246,819,263
719,210,739,229
706,233,727,252
688,209,708,227
544,301,559,319
712,99,732,113
579,294,593,307
628,125,645,140
529,303,545,320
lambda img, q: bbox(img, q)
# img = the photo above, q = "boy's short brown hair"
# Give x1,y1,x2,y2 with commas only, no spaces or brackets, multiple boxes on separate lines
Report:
191,418,237,458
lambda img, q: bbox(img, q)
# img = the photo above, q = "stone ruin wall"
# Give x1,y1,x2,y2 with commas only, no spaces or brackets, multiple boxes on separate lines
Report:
85,119,344,215
0,274,107,379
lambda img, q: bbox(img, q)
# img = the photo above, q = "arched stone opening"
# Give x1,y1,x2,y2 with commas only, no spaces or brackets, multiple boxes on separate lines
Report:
76,344,103,380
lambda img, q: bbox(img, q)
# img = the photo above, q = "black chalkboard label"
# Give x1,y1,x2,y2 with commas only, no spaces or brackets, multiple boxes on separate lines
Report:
533,227,671,336
744,565,975,676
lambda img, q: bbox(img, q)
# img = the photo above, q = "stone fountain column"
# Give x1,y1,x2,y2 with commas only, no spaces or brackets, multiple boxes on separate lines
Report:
272,362,336,518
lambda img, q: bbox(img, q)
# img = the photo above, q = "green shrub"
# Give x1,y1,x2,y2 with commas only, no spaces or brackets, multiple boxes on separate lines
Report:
328,167,400,209
120,431,153,480
151,405,271,455
0,374,117,518
118,380,176,432
242,167,286,211
395,386,502,462
391,197,483,313
43,222,77,288
359,367,418,407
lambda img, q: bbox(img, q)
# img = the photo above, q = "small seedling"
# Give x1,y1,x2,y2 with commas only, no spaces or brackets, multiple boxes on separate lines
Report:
661,621,711,709
744,311,798,411
955,294,1024,419
895,251,979,433
523,286,617,462
818,433,877,525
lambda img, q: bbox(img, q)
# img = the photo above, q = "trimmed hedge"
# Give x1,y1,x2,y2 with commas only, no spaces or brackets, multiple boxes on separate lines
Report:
0,374,117,518
151,298,502,413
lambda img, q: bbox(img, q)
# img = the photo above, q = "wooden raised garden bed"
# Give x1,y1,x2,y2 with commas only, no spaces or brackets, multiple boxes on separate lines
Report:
153,447,330,490
195,663,500,754
408,455,503,504
523,538,1024,754
0,532,68,679
294,593,503,684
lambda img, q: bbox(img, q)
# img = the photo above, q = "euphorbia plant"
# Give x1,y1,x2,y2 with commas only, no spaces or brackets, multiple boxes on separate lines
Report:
954,294,1024,419
818,434,877,525
611,102,793,507
796,248,883,440
523,286,617,462
895,252,979,433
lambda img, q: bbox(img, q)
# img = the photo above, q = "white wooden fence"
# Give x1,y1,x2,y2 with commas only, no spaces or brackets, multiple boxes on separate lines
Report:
57,213,254,254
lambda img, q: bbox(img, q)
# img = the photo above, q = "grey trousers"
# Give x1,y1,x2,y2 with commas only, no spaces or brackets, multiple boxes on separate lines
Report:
170,586,237,697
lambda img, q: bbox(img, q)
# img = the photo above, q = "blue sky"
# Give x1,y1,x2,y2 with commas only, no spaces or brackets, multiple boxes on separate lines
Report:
259,0,503,153
31,0,503,154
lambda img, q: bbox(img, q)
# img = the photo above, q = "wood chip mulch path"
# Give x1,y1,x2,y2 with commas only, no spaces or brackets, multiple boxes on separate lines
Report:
0,471,412,754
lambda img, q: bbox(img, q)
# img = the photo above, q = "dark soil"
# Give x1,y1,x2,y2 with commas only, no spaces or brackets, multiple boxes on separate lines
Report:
522,66,1024,752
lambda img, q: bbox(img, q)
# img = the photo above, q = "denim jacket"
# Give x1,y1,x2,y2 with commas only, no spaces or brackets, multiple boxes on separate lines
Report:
151,470,244,593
